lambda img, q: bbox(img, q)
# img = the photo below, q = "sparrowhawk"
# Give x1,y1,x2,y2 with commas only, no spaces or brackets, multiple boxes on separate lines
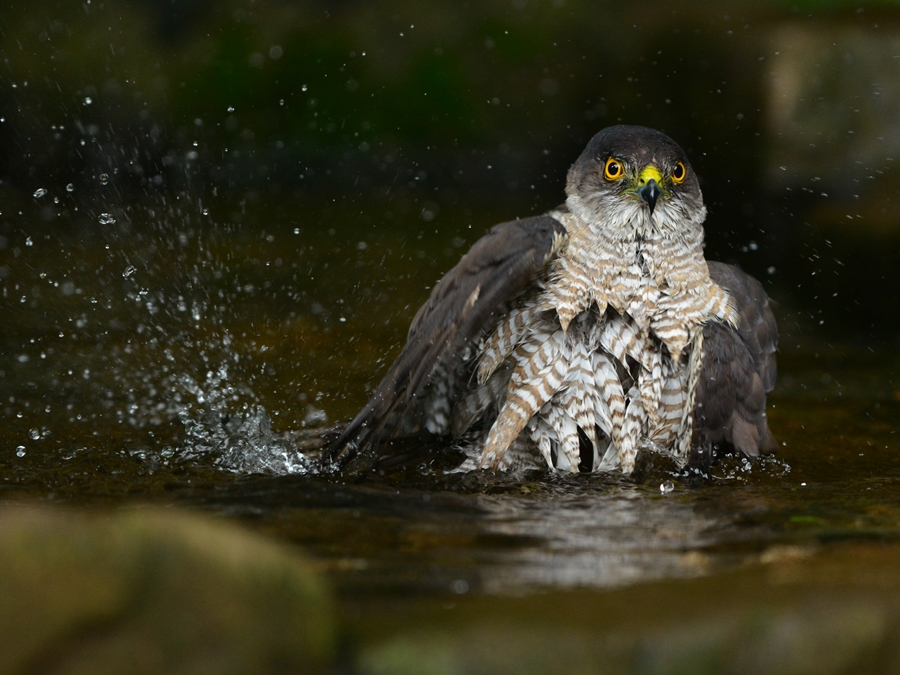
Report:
325,125,778,475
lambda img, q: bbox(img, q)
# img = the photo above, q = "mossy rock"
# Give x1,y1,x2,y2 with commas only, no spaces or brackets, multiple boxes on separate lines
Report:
0,505,334,675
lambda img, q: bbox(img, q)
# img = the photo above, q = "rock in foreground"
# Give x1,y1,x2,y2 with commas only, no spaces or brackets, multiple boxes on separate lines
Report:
0,505,334,675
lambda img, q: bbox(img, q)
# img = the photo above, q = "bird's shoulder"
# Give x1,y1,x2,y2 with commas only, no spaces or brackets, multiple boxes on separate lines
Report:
407,208,569,341
324,208,568,469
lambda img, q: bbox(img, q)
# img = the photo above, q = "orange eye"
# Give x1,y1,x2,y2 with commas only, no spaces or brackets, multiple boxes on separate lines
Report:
603,157,624,181
672,161,686,183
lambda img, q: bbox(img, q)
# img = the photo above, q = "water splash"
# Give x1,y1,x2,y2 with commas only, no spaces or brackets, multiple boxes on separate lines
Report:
9,196,334,479
707,453,792,481
164,364,312,475
178,403,312,475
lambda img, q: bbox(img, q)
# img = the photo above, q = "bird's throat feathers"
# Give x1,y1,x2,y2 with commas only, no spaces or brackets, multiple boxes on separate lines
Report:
543,206,737,354
565,191,707,241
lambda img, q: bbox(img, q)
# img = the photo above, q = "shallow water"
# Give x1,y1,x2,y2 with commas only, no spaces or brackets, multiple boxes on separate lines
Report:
1,197,899,606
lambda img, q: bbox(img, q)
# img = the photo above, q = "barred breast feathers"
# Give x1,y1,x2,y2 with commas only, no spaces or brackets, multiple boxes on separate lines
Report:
328,126,774,478
470,198,739,474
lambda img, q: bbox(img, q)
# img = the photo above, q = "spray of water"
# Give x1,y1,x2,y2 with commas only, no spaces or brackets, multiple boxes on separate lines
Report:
4,194,322,477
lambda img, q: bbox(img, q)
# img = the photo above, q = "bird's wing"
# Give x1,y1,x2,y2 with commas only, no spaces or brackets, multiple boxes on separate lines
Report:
694,261,778,464
325,212,568,469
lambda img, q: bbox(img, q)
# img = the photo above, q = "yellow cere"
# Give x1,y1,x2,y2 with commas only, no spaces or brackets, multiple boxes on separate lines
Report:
637,165,663,186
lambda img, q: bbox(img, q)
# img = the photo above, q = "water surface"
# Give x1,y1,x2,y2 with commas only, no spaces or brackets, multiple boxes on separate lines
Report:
2,198,898,604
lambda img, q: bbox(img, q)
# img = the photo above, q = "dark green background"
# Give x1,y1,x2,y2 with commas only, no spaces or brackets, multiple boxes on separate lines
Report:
2,0,899,338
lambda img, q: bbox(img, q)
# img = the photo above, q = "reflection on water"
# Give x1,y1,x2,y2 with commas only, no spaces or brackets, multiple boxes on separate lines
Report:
1,198,899,599
156,451,794,596
474,486,730,592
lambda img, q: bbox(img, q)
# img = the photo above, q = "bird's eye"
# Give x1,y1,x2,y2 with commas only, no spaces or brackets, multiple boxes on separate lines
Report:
603,157,624,181
672,161,686,184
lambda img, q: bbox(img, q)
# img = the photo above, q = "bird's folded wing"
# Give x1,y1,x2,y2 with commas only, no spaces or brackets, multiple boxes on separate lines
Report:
707,261,778,392
324,212,568,468
696,261,778,460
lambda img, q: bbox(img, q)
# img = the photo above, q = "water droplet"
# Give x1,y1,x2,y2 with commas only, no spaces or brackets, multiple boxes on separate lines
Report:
98,213,116,225
99,173,109,185
33,187,47,198
25,236,33,247
83,96,92,105
122,265,137,278
303,405,328,427
29,428,40,440
660,480,675,494
16,446,26,457
301,84,308,92
227,106,235,112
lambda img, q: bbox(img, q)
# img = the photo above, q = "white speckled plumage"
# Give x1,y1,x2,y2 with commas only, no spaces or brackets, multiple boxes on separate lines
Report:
455,132,738,474
328,126,778,477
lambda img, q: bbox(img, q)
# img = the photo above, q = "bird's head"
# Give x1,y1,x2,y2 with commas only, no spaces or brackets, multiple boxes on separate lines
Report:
565,125,707,239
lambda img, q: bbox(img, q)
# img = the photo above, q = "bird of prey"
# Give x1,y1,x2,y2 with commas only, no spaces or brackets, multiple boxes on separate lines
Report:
326,125,777,475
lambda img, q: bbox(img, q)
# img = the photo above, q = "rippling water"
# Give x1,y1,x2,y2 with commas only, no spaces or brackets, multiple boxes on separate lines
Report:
1,197,899,601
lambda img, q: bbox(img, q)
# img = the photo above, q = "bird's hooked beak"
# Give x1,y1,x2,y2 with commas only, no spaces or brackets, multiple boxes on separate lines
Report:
635,165,663,215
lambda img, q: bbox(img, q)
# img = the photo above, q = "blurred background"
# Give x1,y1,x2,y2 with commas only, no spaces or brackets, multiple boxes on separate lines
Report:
3,0,899,324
